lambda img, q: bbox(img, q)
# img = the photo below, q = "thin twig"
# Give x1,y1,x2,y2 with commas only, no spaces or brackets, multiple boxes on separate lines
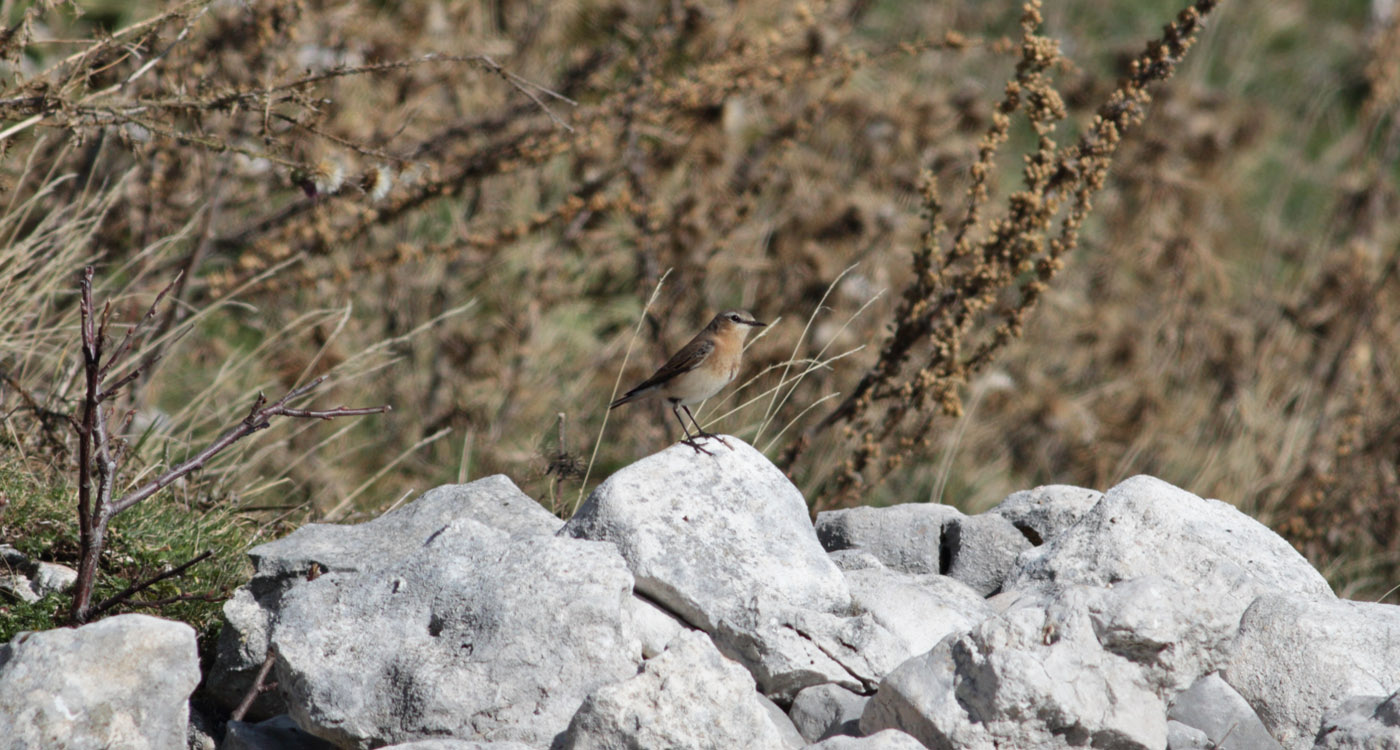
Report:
230,649,278,722
109,376,390,516
97,270,184,382
123,591,226,608
88,550,213,618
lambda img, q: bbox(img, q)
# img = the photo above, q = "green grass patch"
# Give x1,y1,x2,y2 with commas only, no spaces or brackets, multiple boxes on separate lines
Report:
0,455,254,646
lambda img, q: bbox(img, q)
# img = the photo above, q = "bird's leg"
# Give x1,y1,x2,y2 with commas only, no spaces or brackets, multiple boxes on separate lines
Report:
671,404,713,455
681,405,732,450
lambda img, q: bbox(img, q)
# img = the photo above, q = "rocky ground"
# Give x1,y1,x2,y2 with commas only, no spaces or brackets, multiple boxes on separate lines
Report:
2,438,1398,749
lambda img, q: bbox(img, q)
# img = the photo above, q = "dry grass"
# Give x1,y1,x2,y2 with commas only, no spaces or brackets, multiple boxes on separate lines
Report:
0,0,1396,607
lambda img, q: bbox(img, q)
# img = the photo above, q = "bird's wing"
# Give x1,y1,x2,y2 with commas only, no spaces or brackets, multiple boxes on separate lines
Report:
620,337,714,398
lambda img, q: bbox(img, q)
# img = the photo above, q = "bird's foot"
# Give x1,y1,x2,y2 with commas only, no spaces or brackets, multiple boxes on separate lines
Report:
680,436,715,455
693,430,733,451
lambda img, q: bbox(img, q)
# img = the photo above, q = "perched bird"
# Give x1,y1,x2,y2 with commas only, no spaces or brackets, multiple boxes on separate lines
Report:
611,309,767,454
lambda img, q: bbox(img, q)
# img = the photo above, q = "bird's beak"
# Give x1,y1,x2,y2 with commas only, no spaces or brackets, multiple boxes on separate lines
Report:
745,318,767,328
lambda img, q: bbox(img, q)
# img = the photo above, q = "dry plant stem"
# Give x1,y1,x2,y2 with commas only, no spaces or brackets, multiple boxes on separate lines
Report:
86,550,213,620
124,591,225,608
780,0,1222,491
231,649,278,723
577,269,672,515
69,267,390,623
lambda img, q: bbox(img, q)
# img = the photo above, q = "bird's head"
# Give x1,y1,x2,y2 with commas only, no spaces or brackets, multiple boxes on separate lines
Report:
710,309,766,340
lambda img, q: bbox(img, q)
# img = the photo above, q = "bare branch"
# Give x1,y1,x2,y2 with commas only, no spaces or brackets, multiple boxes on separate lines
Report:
277,405,394,420
98,269,184,381
97,354,161,403
87,550,213,619
231,650,278,722
122,591,226,608
109,377,389,515
69,268,389,623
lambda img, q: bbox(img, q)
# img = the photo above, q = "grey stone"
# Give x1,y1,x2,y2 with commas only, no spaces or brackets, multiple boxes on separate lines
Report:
30,560,78,597
1223,594,1400,749
623,595,688,658
0,614,199,750
759,694,810,749
1167,720,1212,750
0,544,76,603
1382,693,1400,725
942,513,1033,596
210,586,285,718
1315,692,1400,750
221,715,337,750
1007,476,1334,619
210,475,555,717
861,588,1166,750
272,519,642,749
1167,674,1281,750
187,701,218,750
815,503,963,575
381,742,535,749
1085,576,1243,696
842,566,993,658
1384,693,1400,726
803,729,926,749
827,549,886,572
989,484,1102,546
563,439,899,701
789,684,869,742
559,631,800,749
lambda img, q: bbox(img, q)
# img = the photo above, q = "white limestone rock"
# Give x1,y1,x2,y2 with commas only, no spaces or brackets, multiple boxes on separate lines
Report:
0,614,199,750
210,475,556,717
559,631,801,749
272,519,642,749
1223,593,1400,749
562,439,900,700
861,588,1167,750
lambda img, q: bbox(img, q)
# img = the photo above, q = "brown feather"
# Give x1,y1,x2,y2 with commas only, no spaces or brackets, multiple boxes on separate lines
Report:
610,337,714,408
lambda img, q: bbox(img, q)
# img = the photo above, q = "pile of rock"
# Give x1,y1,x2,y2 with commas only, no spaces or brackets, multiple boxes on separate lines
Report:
3,438,1398,749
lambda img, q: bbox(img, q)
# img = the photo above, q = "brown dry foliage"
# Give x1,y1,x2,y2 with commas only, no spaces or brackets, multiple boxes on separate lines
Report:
0,0,1397,600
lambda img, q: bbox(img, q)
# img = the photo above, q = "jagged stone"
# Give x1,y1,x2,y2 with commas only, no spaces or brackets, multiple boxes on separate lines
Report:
815,503,963,575
862,588,1166,750
0,614,199,750
989,484,1103,546
559,631,801,749
562,439,901,701
1224,593,1400,749
272,519,641,748
209,475,557,717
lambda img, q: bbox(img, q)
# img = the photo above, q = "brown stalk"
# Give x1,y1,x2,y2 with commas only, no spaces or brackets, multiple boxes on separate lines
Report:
780,0,1222,499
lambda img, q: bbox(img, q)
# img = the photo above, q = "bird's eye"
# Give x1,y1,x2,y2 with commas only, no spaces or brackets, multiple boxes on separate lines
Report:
728,313,741,321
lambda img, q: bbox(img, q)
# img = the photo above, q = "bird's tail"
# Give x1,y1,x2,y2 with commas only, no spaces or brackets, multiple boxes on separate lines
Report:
609,394,633,410
609,387,648,409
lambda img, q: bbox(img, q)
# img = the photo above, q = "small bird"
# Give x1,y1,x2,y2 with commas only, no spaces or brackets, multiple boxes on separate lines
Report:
611,309,767,454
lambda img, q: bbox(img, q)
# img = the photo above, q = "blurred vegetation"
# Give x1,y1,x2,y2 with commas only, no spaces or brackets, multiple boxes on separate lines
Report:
0,0,1396,651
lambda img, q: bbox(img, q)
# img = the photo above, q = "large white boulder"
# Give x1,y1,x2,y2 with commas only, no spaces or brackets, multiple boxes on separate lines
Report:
271,519,641,748
562,439,903,700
